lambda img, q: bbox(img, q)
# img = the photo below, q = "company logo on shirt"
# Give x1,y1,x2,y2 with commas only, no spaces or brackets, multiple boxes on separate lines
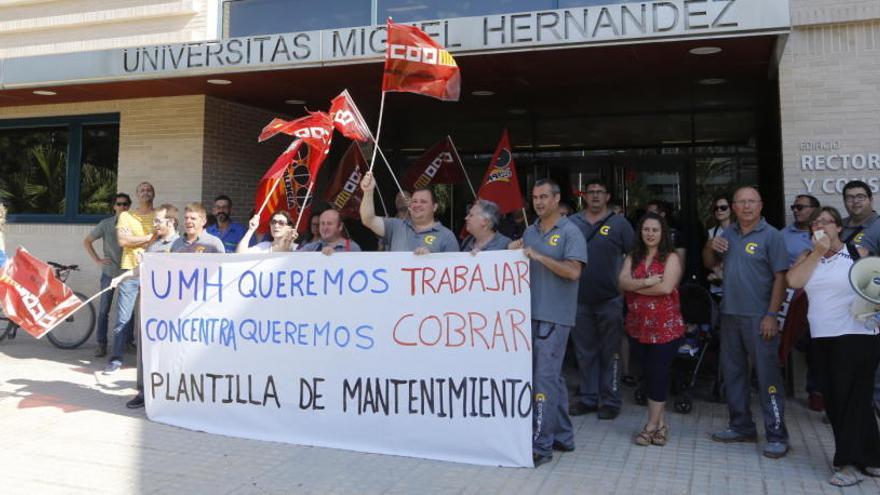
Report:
535,393,546,402
599,225,611,236
548,234,560,246
195,246,205,253
768,385,777,394
854,232,865,245
745,242,758,255
424,235,436,245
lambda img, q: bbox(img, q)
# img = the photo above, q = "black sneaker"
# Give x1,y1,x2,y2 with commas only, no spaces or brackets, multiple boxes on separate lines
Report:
597,406,620,420
552,441,575,452
569,402,598,416
533,453,553,468
126,395,145,409
94,345,107,358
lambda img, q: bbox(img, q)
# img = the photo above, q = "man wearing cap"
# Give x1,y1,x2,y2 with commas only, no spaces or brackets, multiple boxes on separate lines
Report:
704,186,790,458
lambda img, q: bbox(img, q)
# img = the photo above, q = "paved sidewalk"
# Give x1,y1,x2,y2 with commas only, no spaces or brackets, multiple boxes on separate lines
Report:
1,335,878,495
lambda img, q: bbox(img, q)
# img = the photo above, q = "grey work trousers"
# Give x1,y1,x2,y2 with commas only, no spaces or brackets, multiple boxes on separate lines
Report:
572,297,624,410
532,320,573,457
720,314,789,443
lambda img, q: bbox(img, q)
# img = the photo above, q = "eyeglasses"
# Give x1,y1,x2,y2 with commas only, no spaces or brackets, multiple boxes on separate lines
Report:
115,202,131,207
270,220,289,226
790,204,814,211
844,193,869,203
713,205,729,212
811,219,835,227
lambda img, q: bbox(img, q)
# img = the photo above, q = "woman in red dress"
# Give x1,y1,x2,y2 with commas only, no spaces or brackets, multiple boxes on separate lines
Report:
618,212,686,446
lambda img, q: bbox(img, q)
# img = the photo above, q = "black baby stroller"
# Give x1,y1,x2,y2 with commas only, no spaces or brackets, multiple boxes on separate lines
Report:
634,281,721,413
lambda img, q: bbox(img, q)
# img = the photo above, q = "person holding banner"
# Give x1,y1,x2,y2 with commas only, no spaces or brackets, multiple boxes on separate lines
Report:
104,182,156,375
298,209,361,254
360,171,457,254
461,200,510,253
171,203,225,254
786,206,878,486
237,211,298,253
120,203,180,409
509,179,587,467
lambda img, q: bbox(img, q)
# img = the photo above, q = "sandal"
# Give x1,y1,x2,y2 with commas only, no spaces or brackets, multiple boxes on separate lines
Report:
830,467,863,487
651,425,668,446
634,426,654,446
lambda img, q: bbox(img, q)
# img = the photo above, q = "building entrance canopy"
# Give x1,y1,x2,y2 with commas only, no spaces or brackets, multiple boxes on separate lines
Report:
1,0,789,90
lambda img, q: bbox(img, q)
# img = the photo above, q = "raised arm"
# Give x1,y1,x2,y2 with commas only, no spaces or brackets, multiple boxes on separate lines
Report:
236,215,260,253
359,171,385,238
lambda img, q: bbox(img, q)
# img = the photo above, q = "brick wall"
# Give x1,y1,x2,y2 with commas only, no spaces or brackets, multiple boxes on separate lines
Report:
780,0,880,218
201,97,290,221
0,95,206,293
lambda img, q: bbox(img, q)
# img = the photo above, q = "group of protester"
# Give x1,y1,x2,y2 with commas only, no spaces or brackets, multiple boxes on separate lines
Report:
67,174,880,482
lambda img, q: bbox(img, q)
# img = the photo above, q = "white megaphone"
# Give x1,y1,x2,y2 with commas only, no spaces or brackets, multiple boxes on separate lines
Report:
849,256,880,322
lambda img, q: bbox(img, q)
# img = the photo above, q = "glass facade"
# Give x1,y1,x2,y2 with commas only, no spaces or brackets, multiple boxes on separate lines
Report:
0,115,120,221
225,0,632,36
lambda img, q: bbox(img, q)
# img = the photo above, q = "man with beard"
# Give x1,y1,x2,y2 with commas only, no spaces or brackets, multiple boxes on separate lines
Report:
207,195,247,253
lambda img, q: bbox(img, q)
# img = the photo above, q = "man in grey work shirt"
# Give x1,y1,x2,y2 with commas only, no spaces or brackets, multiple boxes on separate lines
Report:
839,180,880,416
703,186,790,458
83,193,133,357
171,203,225,254
568,180,634,420
298,209,362,254
121,203,180,409
359,171,458,253
510,179,587,468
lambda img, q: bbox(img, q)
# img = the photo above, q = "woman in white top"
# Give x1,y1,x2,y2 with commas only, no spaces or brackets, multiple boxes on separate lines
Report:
787,206,879,487
236,210,297,253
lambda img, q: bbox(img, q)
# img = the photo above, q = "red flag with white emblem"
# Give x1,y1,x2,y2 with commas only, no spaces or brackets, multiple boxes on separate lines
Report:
324,142,368,219
476,130,523,214
0,248,82,339
401,136,465,190
253,140,314,235
382,19,461,101
329,90,371,142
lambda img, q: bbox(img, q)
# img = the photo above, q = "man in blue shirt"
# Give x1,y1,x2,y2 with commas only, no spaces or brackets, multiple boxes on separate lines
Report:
511,179,587,467
207,195,247,253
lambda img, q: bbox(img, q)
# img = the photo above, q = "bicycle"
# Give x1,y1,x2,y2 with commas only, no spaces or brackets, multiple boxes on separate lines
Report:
0,261,96,349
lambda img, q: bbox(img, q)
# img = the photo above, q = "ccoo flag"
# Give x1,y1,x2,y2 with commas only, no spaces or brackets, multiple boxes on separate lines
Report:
401,136,465,190
324,142,368,219
382,19,461,101
0,248,82,339
329,90,372,142
253,140,314,235
476,130,523,214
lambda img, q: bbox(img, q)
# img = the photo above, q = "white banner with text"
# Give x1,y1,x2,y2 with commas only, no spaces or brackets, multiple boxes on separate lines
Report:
139,251,532,467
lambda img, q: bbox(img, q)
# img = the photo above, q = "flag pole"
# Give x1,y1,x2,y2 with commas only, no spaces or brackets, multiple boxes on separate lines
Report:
368,92,387,175
375,145,405,196
446,136,476,198
256,178,281,217
38,285,115,338
293,182,315,232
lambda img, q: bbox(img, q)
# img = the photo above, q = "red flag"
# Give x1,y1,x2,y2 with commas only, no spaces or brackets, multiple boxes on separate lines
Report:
382,19,461,101
254,141,314,235
0,248,82,339
476,130,524,214
258,112,334,163
324,142,368,219
329,90,371,142
401,136,465,190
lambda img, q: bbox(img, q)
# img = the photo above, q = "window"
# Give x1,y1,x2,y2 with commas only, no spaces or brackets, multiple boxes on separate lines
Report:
0,114,120,223
379,0,551,23
224,0,372,37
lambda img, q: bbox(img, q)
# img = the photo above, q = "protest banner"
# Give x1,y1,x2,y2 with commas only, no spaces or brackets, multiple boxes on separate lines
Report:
139,250,533,467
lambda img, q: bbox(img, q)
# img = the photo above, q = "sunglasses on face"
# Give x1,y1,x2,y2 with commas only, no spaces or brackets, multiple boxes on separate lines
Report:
270,220,289,226
713,205,729,212
790,204,814,211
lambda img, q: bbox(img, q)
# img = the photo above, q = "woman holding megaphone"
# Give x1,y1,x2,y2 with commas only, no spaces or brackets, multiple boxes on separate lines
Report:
787,206,879,487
